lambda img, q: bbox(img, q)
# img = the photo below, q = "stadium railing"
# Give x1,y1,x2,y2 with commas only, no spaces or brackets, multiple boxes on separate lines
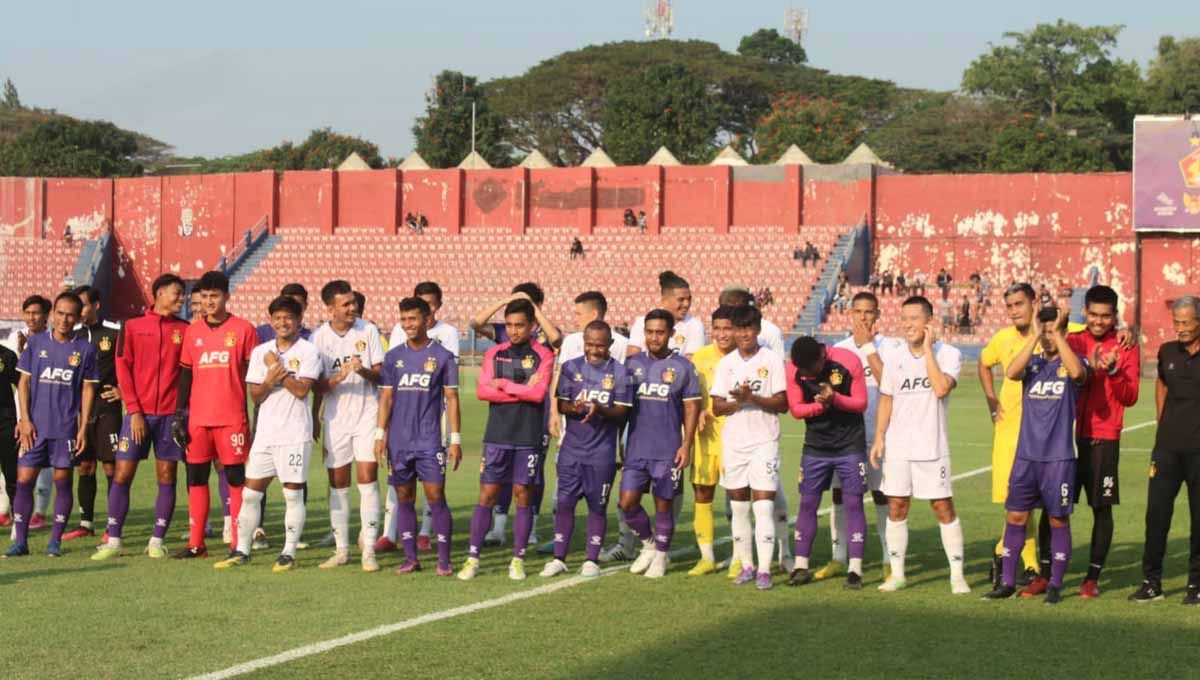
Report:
219,215,271,276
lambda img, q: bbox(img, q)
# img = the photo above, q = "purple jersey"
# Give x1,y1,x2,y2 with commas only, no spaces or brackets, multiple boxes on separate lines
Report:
556,356,632,465
1016,355,1086,463
625,352,701,461
16,331,99,439
380,341,458,452
256,323,312,345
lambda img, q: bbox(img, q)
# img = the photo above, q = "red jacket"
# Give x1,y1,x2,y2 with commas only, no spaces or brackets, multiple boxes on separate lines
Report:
116,310,189,416
1066,330,1140,440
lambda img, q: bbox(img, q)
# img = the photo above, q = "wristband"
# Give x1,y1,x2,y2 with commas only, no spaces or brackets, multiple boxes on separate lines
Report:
449,432,462,446
373,427,385,441
860,342,877,356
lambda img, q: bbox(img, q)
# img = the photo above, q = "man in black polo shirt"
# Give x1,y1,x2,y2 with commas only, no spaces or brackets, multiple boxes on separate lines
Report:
0,341,18,526
1132,296,1200,604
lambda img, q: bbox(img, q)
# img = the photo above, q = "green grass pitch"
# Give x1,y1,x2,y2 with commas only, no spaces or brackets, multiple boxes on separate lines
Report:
4,368,1198,679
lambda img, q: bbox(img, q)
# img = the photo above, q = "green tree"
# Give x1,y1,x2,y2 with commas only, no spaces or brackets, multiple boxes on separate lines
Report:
755,95,861,164
1144,36,1200,113
737,28,807,65
0,118,141,177
868,95,1016,173
601,63,719,165
2,78,20,109
195,128,383,173
412,70,510,168
985,113,1112,172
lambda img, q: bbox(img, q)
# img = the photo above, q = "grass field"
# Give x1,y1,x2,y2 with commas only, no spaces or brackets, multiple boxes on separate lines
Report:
5,366,1199,679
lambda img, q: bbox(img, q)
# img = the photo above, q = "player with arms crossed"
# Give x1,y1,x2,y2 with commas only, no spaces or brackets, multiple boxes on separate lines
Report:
871,296,969,594
460,299,554,580
172,271,259,559
93,274,188,560
687,306,736,576
216,296,321,571
376,296,461,576
710,306,788,590
311,279,386,571
5,292,97,558
784,336,869,589
983,307,1087,604
541,320,632,578
620,310,700,578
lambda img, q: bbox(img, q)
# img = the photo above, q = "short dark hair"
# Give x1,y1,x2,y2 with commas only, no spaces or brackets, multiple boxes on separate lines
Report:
413,281,443,304
511,282,544,307
504,299,535,323
1003,283,1036,302
398,296,431,317
711,305,736,322
320,280,353,306
279,283,308,303
574,291,608,318
719,287,753,307
730,305,761,329
644,308,676,332
196,271,230,294
72,285,100,305
53,291,84,314
851,291,878,307
21,295,50,314
584,319,612,340
1085,285,1118,309
901,295,933,316
790,336,824,374
353,291,366,314
152,273,185,298
268,295,302,318
659,270,690,294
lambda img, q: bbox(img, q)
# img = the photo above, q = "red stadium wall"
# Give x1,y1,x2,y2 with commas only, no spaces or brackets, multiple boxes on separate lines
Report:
803,166,873,227
1139,235,1200,355
44,178,112,241
160,174,237,278
112,177,163,317
528,167,593,232
463,168,526,233
731,164,800,230
401,169,462,234
593,166,661,232
278,171,334,233
235,171,276,231
0,177,40,238
336,169,398,231
663,166,730,232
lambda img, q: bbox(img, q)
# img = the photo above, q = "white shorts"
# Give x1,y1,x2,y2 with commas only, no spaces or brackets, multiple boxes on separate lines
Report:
721,440,780,492
247,442,311,485
324,419,377,469
880,456,952,500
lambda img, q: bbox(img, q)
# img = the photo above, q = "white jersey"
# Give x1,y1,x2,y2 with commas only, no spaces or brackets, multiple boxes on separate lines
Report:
390,320,460,358
557,330,629,365
710,347,787,449
833,333,885,444
878,339,962,462
757,318,785,357
629,313,704,356
246,338,322,445
312,320,386,429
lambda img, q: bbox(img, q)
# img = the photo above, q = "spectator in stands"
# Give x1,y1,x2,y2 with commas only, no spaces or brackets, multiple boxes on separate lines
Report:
936,268,953,299
832,276,851,313
569,237,585,260
896,270,908,296
756,287,774,308
623,209,636,227
868,270,880,294
418,214,428,233
405,212,419,233
911,269,927,296
1039,284,1054,308
980,271,993,306
637,211,647,232
940,295,954,327
881,270,894,296
63,225,73,245
800,241,821,268
958,294,973,333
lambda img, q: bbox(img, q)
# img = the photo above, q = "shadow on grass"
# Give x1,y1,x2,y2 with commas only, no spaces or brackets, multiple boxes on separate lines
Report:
0,561,126,586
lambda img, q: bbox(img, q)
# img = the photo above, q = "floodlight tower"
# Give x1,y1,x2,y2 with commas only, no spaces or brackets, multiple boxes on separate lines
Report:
785,6,808,45
644,0,674,39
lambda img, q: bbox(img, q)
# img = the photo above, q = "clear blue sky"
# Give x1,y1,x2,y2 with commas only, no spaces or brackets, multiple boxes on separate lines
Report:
2,1,1190,158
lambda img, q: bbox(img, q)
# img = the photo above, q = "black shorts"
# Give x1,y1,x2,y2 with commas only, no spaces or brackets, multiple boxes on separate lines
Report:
81,411,121,463
1075,438,1119,507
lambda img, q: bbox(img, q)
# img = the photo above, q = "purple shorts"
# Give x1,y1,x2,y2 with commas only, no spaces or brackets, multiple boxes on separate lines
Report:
1006,458,1076,518
480,444,544,487
20,438,77,469
620,457,683,500
799,453,867,497
389,448,446,486
557,459,616,513
116,414,183,462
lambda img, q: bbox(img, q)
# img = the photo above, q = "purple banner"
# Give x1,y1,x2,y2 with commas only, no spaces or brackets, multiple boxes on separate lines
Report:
1134,117,1200,231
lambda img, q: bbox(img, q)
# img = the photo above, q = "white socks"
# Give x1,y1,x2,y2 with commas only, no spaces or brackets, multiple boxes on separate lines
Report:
0,472,9,514
939,518,965,580
358,483,380,556
772,482,792,561
752,500,775,575
885,518,908,581
34,468,52,514
419,503,433,537
383,485,398,542
330,487,351,552
282,487,305,557
831,502,848,563
875,504,890,559
729,500,754,567
237,487,264,555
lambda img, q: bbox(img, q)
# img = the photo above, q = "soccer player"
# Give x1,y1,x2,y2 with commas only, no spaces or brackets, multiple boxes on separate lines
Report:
92,274,188,561
62,285,122,541
377,296,461,575
720,285,785,357
1062,285,1139,599
783,337,869,590
215,295,321,571
255,283,312,343
3,296,53,531
870,296,968,594
311,279,386,571
984,307,1087,604
171,271,258,559
459,299,554,581
816,292,890,581
620,310,700,578
687,305,736,576
710,306,788,591
626,271,704,358
540,320,631,578
1132,296,1200,604
4,292,97,558
187,287,227,542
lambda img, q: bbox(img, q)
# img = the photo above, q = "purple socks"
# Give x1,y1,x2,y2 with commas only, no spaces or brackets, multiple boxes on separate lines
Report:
842,492,867,561
13,480,34,545
553,500,576,560
1050,523,1071,588
106,481,132,539
653,510,674,552
428,499,453,568
50,478,73,543
217,468,230,517
468,504,490,558
793,494,821,559
397,501,418,563
622,506,652,541
1002,521,1026,588
153,482,175,540
513,506,533,558
585,511,606,562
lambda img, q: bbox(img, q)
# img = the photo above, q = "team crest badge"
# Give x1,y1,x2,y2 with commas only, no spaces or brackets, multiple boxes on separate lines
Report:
118,438,130,453
829,369,843,386
537,330,548,345
573,372,583,382
172,330,183,345
424,356,437,372
602,374,615,390
355,340,367,352
287,357,300,371
1056,365,1068,378
224,332,237,348
757,366,769,378
68,352,81,367
99,336,112,352
662,367,676,384
521,354,535,370
673,334,685,346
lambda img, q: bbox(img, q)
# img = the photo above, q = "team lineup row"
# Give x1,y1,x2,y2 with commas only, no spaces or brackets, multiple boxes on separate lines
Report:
2,270,1198,604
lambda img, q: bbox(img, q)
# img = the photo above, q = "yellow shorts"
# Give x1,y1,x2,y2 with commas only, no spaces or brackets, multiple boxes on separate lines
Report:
692,439,722,487
991,426,1019,504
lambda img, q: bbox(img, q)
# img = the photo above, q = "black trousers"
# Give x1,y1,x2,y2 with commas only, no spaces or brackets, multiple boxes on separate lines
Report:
0,418,16,504
1142,448,1200,584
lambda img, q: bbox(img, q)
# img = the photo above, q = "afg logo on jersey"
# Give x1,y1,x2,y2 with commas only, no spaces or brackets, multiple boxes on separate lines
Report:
39,366,74,382
198,351,230,366
578,389,612,405
521,354,535,370
172,330,183,345
396,372,432,389
224,332,237,348
424,356,437,373
1028,380,1066,398
900,376,932,391
662,367,675,384
829,368,843,386
602,374,615,390
68,352,81,367
638,382,671,398
355,340,367,352
99,336,112,352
